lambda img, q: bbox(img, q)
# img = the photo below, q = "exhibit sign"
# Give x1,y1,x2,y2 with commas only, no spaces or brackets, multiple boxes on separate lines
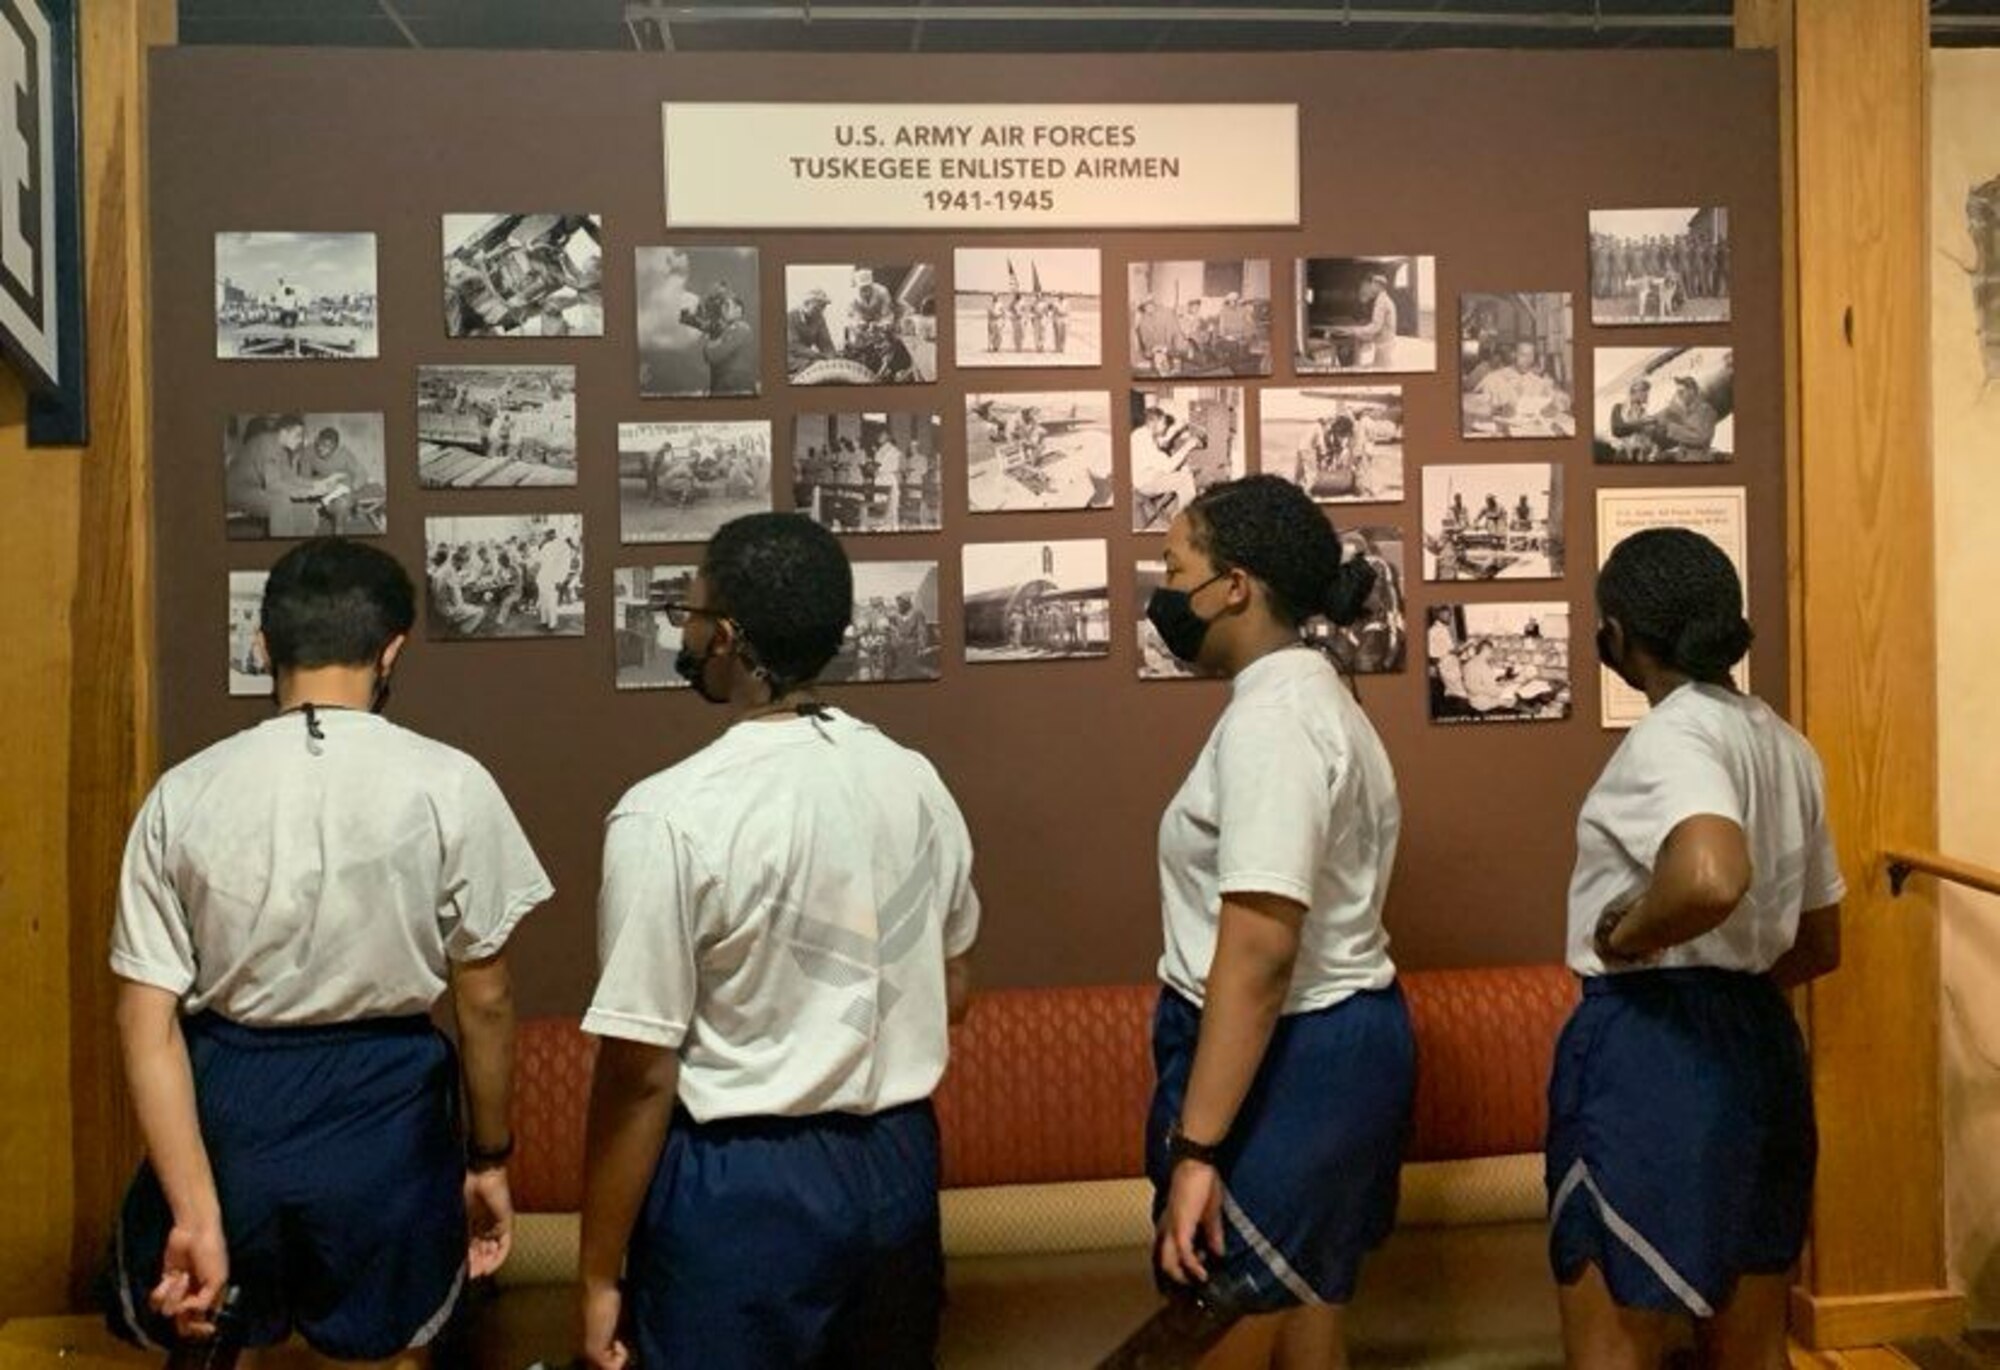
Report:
662,103,1300,230
1595,486,1750,729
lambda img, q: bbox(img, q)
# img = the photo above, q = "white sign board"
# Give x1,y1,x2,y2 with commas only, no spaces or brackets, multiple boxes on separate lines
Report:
663,103,1299,230
1595,486,1751,729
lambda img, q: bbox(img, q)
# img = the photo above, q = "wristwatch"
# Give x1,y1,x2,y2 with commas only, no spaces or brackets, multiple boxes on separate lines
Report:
1167,1120,1224,1168
467,1133,515,1173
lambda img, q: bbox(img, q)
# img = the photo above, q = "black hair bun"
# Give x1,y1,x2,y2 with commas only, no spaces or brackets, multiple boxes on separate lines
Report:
1324,556,1377,627
1674,614,1754,676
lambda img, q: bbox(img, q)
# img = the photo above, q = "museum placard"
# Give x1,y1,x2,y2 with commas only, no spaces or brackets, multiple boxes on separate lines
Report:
662,103,1300,229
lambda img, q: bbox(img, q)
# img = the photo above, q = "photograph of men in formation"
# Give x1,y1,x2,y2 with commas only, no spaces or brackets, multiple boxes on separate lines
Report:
637,246,761,398
1295,255,1439,374
423,514,585,641
441,213,603,339
785,263,938,386
215,232,379,360
612,566,695,691
1258,386,1405,504
227,571,271,697
793,412,943,535
417,366,577,489
1305,527,1408,675
1593,346,1735,463
224,412,388,539
965,392,1113,513
1422,463,1567,582
1426,603,1572,725
1590,207,1731,326
1129,386,1246,533
618,421,774,544
1459,292,1578,439
953,248,1102,369
822,562,942,685
1128,259,1273,379
962,540,1111,663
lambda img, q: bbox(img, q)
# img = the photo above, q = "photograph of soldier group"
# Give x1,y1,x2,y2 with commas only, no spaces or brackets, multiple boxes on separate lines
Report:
962,540,1112,663
964,393,1114,513
822,563,943,685
423,514,585,640
417,366,578,489
1129,386,1246,533
1128,259,1273,379
618,421,774,544
224,411,388,540
1422,463,1567,582
1295,255,1439,374
785,263,939,385
215,231,379,360
1593,346,1736,463
1459,292,1578,439
1589,207,1731,325
793,412,943,534
1258,386,1405,504
637,246,761,398
1426,602,1573,724
953,247,1103,369
612,566,695,691
441,213,603,339
226,571,271,696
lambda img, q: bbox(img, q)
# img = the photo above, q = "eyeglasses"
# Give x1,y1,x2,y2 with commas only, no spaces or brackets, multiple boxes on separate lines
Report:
659,600,726,629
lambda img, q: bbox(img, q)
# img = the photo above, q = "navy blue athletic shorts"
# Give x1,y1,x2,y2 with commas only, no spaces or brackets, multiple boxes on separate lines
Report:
1546,969,1816,1317
627,1100,944,1370
105,1012,467,1360
1146,984,1417,1315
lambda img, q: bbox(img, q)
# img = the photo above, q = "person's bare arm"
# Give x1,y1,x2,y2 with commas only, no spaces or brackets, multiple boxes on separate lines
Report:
1176,892,1304,1146
1600,815,1753,960
945,954,973,1026
1770,905,1842,989
578,1039,680,1366
451,952,516,1152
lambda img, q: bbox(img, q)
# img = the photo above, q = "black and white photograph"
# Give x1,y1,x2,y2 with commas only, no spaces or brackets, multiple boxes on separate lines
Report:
1129,386,1247,533
1593,347,1736,463
613,566,695,691
619,420,773,544
1135,561,1203,681
442,214,604,339
417,366,577,488
953,248,1102,369
794,412,942,534
224,412,387,540
785,263,938,386
1295,256,1439,374
962,540,1111,664
1128,259,1273,379
1590,208,1731,326
216,232,379,360
637,246,761,398
1422,463,1566,582
1459,292,1578,439
423,514,585,641
1258,387,1405,504
1426,603,1572,725
228,571,270,697
1305,526,1408,675
824,562,942,685
965,391,1114,513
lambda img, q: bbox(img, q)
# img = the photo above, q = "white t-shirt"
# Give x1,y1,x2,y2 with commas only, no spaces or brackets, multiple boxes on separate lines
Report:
1568,683,1846,975
1158,648,1401,1014
111,711,553,1025
584,709,980,1122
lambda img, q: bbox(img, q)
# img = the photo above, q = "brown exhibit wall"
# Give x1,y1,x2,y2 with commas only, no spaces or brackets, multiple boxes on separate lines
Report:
148,49,1784,1018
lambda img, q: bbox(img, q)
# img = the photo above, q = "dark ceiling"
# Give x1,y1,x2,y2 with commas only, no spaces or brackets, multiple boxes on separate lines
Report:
177,0,2000,53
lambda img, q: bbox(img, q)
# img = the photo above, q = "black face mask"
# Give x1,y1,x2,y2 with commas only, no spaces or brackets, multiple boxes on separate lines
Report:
370,651,394,714
675,634,730,705
1146,572,1227,664
1596,622,1643,691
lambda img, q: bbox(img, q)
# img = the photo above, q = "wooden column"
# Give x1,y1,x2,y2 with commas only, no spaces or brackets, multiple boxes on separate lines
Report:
1738,0,1961,1347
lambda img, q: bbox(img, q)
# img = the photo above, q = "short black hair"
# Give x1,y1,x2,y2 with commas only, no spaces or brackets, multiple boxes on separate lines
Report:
1597,527,1752,680
1186,474,1375,627
261,538,415,672
703,513,853,692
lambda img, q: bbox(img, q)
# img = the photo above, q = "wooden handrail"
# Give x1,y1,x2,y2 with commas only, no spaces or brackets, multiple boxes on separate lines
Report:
1883,849,2000,899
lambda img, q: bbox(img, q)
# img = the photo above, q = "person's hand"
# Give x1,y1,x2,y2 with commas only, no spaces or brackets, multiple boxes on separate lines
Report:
1593,901,1659,969
579,1278,630,1370
1156,1158,1226,1287
150,1223,229,1340
464,1167,514,1278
